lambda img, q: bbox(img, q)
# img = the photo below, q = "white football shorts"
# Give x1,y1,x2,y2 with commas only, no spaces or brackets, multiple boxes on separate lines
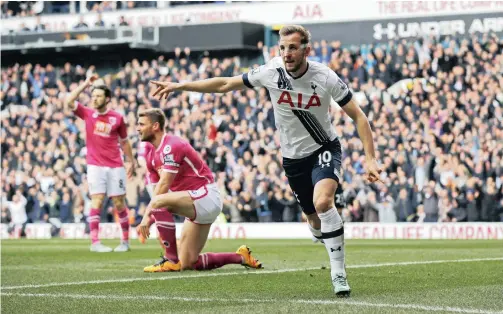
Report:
87,165,127,197
187,183,222,225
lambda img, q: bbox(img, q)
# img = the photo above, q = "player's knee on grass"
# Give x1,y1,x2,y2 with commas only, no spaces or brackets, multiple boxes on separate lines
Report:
111,196,126,210
180,254,199,270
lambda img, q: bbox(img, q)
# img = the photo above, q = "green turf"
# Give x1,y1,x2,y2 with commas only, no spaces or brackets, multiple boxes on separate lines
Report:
1,239,503,313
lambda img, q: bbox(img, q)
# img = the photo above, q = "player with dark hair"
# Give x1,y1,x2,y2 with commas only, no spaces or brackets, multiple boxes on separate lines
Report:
150,24,382,297
137,108,262,272
65,75,135,252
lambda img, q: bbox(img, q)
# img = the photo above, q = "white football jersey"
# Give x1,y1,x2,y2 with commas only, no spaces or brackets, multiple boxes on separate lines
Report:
243,57,352,159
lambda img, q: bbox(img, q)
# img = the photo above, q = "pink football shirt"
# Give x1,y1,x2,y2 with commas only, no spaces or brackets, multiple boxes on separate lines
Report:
138,141,160,185
147,133,214,191
74,102,127,168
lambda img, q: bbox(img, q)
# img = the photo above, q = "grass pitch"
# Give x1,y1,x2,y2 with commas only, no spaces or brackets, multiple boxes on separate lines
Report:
1,239,502,313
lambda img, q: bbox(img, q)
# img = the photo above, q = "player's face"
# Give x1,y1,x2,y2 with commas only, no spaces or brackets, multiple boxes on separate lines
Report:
279,33,310,73
91,89,107,110
136,116,159,142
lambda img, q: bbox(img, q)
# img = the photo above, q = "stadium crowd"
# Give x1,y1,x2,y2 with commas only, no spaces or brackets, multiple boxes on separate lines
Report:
3,1,247,34
1,1,234,20
2,33,503,232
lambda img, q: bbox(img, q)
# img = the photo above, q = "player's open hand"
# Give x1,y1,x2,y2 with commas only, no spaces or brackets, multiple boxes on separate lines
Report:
364,158,384,184
150,80,178,100
85,74,99,86
138,212,151,239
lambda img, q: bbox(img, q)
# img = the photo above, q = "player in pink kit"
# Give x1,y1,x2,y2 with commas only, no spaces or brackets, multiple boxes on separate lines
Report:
136,141,157,244
65,75,135,253
137,108,262,271
137,141,160,198
136,140,179,268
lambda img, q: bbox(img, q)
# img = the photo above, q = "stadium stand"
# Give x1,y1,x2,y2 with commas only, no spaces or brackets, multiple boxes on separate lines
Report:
0,1,221,19
1,2,503,238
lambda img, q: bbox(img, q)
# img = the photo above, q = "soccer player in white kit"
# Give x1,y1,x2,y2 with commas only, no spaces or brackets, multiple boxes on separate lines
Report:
65,75,136,253
150,25,382,297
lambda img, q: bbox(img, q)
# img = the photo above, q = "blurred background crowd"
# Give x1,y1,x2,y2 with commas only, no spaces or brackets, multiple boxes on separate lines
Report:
2,0,240,33
1,1,228,19
2,3,503,232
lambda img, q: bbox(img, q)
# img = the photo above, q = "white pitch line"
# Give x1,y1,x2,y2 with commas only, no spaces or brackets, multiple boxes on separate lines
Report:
346,257,503,269
1,292,501,314
2,257,502,291
1,267,315,290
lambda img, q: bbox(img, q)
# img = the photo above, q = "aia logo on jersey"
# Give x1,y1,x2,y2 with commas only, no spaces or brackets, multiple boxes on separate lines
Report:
277,91,321,110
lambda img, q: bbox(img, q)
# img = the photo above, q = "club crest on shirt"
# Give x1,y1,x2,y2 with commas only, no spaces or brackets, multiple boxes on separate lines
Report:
108,117,117,125
163,145,171,154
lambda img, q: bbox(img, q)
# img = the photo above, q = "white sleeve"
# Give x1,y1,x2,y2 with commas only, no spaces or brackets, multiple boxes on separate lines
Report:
327,71,352,107
242,62,271,89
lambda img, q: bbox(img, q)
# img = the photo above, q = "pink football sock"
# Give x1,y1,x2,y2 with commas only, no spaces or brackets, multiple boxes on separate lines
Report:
88,208,101,244
152,209,178,262
117,208,130,243
193,253,243,270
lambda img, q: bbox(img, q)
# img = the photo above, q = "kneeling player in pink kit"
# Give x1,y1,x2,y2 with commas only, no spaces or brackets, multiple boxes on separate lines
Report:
136,140,179,269
137,108,262,271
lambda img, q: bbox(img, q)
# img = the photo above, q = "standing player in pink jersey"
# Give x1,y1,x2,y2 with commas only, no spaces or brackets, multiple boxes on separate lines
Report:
65,75,135,253
137,108,262,271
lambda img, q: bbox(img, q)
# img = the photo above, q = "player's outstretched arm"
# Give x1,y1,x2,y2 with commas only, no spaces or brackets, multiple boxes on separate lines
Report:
342,98,383,184
64,75,98,110
150,75,245,99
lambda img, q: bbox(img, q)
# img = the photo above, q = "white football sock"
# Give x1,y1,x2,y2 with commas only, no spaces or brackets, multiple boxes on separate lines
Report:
318,207,346,278
308,223,322,239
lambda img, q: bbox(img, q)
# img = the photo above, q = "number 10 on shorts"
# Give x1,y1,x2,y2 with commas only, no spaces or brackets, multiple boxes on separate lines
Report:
318,151,331,168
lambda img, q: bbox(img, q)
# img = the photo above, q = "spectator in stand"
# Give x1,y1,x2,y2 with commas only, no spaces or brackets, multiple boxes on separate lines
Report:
1,33,502,228
34,16,45,32
118,16,129,26
7,190,28,235
94,13,105,27
73,16,88,29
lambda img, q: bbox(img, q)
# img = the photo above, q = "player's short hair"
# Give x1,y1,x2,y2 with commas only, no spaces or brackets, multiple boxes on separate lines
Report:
279,25,311,45
138,108,166,130
92,85,111,99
